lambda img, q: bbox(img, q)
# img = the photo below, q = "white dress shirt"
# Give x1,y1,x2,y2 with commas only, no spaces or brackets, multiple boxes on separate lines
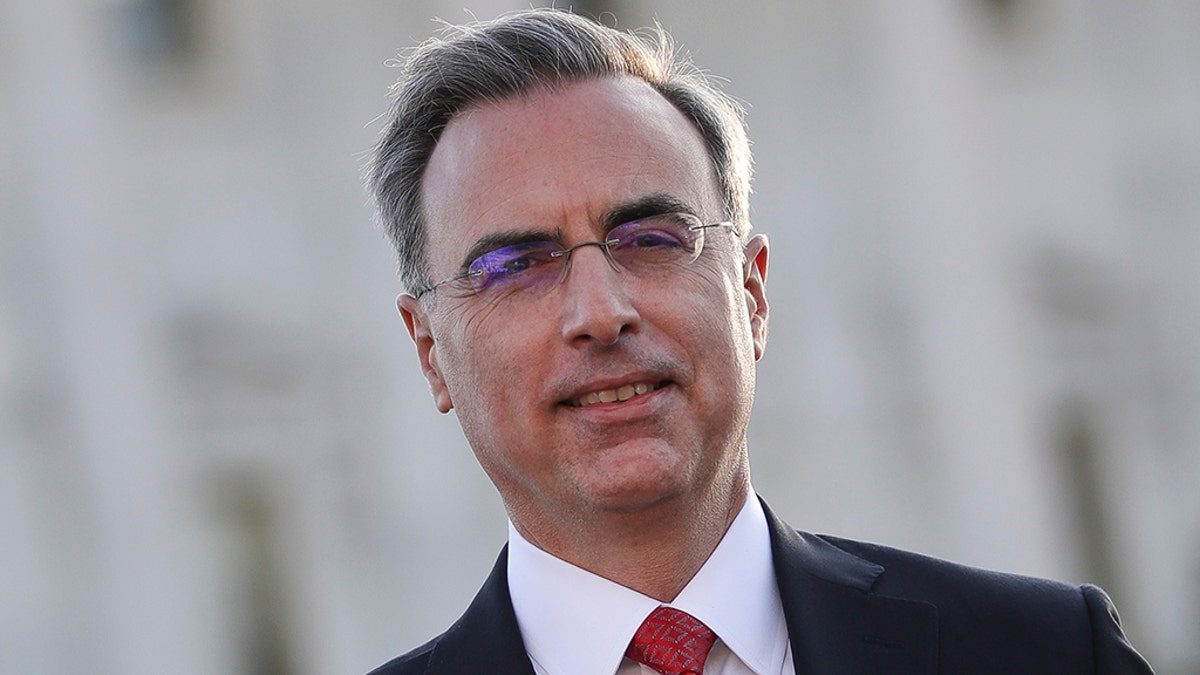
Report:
507,493,794,675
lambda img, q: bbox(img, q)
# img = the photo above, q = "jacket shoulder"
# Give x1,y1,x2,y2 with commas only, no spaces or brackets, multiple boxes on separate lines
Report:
820,533,1084,595
815,534,1089,615
809,534,1155,673
365,635,438,675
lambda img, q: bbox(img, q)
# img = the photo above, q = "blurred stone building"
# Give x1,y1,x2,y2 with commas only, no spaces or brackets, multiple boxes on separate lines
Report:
2,0,1197,673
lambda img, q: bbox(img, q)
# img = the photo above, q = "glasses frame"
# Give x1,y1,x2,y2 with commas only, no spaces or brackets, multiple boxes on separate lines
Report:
412,215,734,300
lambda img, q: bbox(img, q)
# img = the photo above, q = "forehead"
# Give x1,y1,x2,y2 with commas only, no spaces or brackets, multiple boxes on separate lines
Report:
420,76,721,267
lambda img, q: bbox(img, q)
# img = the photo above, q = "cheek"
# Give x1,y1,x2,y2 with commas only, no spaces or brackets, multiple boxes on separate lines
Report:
436,304,547,414
439,334,534,469
667,268,759,415
669,262,751,348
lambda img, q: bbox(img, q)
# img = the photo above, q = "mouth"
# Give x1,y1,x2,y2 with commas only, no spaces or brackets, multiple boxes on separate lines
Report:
564,380,668,408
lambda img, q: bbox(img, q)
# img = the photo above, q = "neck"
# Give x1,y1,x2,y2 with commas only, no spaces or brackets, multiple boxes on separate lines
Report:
510,478,751,602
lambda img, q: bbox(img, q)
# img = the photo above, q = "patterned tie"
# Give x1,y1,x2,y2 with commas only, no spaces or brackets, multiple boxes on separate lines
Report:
625,606,719,675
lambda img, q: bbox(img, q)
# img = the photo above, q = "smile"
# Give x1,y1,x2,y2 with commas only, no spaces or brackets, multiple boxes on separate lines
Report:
567,381,664,407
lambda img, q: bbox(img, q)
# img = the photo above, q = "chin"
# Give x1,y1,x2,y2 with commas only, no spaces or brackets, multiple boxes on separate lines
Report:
579,476,691,514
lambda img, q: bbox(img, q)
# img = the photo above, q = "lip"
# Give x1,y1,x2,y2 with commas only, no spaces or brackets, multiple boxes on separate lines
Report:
563,379,670,408
558,371,673,409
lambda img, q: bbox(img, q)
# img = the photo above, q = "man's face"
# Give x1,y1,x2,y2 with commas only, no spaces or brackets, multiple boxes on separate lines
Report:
400,76,768,538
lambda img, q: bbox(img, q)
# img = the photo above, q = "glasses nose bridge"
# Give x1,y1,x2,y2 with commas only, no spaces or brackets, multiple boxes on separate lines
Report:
551,237,622,284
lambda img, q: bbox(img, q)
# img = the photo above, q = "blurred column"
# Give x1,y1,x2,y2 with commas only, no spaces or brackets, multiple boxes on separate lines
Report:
2,0,204,672
860,0,1078,576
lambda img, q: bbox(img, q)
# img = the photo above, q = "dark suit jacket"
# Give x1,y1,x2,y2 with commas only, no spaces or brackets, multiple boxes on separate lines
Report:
369,500,1153,674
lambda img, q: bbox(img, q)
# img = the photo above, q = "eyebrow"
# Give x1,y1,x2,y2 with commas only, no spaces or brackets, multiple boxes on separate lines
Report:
601,193,697,232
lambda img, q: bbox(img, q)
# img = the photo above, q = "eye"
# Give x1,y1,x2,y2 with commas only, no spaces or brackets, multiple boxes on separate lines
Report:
499,255,534,274
468,241,559,290
611,214,696,252
627,229,683,248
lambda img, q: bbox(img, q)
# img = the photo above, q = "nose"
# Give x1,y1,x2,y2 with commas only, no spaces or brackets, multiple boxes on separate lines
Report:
558,243,639,346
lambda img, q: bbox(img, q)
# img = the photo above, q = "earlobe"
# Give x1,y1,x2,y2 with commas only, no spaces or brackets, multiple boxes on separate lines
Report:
397,294,454,413
742,235,769,361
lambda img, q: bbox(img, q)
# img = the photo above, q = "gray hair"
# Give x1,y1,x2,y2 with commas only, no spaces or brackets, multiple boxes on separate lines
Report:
367,8,753,293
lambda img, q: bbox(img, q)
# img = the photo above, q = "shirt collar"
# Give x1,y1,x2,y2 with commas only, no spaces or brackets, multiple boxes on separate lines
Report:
507,493,789,675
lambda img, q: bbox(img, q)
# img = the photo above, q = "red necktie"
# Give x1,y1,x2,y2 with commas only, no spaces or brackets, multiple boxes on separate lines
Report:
625,607,718,675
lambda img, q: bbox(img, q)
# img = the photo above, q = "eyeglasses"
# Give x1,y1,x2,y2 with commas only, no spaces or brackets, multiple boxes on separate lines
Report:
413,212,733,301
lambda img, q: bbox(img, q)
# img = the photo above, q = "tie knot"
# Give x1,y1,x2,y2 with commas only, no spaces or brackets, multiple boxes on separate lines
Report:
625,607,718,675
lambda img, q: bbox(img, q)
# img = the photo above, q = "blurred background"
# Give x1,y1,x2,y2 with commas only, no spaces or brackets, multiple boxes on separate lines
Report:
2,0,1198,672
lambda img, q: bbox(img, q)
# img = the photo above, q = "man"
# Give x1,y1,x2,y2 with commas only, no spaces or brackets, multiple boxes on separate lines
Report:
366,9,1153,674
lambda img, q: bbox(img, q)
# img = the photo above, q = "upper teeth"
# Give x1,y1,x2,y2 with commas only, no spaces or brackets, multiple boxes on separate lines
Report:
574,382,653,407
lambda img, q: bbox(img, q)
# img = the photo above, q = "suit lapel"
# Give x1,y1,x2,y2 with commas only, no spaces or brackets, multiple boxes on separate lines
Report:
423,547,537,675
763,501,938,675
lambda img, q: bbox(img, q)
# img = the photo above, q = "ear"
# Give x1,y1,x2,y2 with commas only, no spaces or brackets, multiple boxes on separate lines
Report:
397,294,454,413
742,234,769,361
